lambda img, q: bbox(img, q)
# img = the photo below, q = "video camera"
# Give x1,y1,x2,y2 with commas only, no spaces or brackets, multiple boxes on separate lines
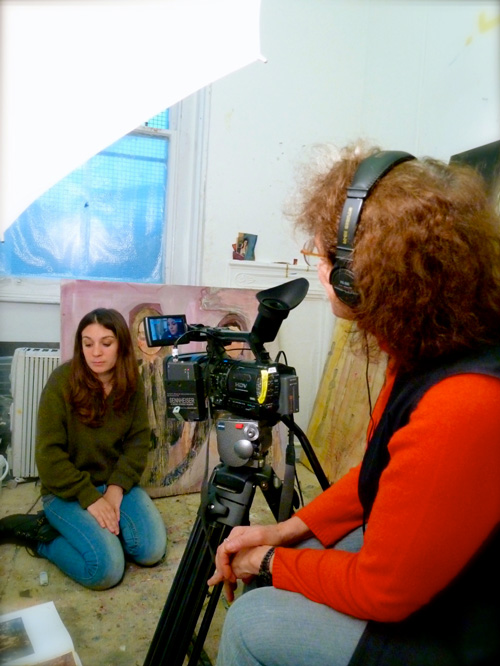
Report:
142,278,309,425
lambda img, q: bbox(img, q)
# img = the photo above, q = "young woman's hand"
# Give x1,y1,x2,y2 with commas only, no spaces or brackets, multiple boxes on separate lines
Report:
87,495,120,535
103,484,124,517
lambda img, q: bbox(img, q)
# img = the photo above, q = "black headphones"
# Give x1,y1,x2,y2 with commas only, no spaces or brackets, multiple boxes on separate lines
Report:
330,150,416,306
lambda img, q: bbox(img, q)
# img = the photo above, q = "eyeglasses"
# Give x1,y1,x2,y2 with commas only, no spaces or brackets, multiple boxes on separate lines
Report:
300,239,329,267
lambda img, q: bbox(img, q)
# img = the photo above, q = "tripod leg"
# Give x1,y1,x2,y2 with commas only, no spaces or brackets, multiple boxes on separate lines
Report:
144,462,277,666
188,579,223,666
144,512,231,666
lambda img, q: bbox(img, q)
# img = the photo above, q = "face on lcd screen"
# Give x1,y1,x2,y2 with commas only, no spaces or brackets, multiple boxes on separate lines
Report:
143,315,187,346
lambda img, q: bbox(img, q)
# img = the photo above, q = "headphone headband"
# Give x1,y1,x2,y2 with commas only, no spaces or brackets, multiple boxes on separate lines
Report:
346,150,416,199
331,150,416,306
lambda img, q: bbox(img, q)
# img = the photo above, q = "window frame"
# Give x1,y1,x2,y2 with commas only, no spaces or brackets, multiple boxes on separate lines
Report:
163,87,210,287
0,88,209,304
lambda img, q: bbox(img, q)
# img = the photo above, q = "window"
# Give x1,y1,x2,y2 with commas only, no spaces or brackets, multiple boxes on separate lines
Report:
0,91,208,293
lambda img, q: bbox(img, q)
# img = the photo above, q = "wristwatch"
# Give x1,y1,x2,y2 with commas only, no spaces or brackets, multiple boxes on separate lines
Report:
256,547,275,587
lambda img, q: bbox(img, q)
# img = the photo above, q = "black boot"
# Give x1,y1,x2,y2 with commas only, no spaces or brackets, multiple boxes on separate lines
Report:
0,510,60,547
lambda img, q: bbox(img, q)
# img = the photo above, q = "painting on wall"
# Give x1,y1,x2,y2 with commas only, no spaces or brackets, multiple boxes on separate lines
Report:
60,280,285,497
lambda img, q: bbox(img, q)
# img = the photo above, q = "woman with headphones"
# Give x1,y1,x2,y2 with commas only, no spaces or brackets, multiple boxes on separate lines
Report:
208,144,500,665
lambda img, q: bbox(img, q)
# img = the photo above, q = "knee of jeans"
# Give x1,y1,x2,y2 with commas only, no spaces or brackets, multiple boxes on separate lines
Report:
228,592,260,634
85,547,126,590
134,526,168,566
217,594,253,661
120,508,167,566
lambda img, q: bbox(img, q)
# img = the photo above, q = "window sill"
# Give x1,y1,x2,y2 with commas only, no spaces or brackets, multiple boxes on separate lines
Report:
0,277,61,304
0,262,325,305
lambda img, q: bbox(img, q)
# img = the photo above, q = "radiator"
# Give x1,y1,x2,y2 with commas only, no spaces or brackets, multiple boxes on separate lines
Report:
10,347,60,478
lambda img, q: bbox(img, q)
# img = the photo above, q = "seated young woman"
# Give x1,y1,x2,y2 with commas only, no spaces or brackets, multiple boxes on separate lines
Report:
0,308,167,590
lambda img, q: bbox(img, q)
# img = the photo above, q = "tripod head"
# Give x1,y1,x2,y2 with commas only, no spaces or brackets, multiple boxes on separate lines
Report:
214,414,272,467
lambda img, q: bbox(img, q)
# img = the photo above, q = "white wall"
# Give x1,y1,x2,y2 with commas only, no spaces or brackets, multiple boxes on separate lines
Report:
1,0,498,429
202,0,500,284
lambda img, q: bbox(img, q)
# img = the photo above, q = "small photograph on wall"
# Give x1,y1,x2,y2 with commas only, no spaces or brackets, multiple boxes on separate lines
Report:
60,280,285,498
233,232,257,261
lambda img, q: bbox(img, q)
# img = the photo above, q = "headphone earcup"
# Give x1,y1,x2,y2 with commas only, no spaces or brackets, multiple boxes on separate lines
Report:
330,264,359,307
330,150,415,309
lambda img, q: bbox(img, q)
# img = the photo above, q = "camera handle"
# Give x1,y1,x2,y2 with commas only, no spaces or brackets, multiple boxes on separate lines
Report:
143,419,329,666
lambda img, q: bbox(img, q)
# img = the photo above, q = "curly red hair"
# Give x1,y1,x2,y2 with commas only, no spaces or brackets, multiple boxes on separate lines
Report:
293,144,500,370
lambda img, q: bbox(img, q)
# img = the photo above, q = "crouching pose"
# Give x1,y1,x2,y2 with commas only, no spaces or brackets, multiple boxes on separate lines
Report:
208,145,500,665
1,308,167,590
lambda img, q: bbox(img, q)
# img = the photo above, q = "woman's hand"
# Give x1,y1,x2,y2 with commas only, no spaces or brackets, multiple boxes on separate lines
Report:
103,484,124,518
207,524,279,588
208,516,310,584
219,544,273,602
207,516,310,600
87,494,121,535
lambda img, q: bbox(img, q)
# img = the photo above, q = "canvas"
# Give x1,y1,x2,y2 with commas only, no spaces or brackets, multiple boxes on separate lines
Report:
60,280,284,497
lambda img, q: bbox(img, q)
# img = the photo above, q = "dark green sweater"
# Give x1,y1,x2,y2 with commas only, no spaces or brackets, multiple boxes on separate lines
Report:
36,362,150,509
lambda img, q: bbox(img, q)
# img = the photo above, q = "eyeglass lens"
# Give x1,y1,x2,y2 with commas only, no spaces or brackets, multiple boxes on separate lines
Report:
302,239,321,267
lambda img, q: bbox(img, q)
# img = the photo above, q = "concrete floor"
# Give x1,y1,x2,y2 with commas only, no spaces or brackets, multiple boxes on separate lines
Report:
0,462,321,666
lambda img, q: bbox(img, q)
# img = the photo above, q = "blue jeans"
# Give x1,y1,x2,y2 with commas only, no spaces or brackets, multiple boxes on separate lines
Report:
216,528,367,666
38,485,167,590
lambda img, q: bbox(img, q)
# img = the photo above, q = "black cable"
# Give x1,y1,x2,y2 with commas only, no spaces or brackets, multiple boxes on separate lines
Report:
363,332,376,532
27,495,42,513
364,332,375,439
274,350,288,365
294,466,305,508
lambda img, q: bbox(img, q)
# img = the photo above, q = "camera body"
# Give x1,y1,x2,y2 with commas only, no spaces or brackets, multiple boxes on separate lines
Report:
164,352,299,422
143,278,309,427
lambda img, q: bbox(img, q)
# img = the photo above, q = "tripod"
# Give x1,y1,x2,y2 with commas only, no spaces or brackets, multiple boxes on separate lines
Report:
144,414,329,666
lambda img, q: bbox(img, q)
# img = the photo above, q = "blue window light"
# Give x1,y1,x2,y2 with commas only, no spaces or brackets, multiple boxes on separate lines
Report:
0,110,170,283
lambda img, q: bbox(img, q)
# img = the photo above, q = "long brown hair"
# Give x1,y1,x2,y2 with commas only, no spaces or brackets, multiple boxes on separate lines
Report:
293,143,500,370
70,308,139,426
